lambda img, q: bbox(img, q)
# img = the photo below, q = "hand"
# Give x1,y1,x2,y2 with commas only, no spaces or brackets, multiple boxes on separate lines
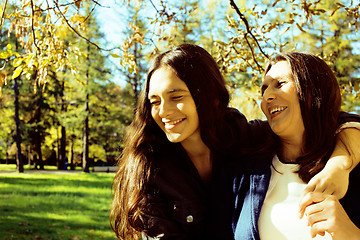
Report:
301,156,350,199
299,159,349,218
299,192,360,240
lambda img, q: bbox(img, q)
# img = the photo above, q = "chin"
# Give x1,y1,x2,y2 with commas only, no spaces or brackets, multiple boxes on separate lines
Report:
166,135,182,143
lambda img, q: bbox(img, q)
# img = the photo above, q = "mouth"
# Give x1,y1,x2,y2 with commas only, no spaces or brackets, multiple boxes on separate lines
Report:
163,118,186,130
269,106,287,117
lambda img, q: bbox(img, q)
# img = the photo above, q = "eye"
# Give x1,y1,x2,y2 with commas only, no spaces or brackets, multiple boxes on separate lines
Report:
149,99,160,106
171,94,185,101
277,81,286,88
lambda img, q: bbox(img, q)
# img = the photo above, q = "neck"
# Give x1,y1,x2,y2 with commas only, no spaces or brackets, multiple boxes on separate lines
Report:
279,134,304,163
181,137,212,182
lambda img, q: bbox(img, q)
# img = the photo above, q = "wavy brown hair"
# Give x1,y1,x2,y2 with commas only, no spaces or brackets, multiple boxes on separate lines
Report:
110,44,231,239
265,53,341,182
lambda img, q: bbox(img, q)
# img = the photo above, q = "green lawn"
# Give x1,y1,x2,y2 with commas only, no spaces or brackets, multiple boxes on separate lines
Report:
0,164,116,240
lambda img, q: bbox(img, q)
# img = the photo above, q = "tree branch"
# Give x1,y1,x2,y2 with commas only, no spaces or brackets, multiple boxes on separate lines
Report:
243,33,263,72
229,0,269,63
149,0,159,13
83,3,97,23
54,0,114,51
30,0,40,51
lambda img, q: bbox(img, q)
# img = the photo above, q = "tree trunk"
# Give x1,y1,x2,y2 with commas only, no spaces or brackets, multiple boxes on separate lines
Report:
59,80,67,170
132,42,139,108
82,93,90,173
14,77,23,173
82,43,90,173
59,125,66,170
70,138,75,170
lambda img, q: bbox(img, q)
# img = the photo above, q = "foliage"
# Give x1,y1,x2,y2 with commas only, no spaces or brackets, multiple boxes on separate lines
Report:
0,168,115,239
1,0,360,167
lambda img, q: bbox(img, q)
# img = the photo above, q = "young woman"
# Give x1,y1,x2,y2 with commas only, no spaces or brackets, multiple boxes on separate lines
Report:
233,53,360,240
111,45,360,240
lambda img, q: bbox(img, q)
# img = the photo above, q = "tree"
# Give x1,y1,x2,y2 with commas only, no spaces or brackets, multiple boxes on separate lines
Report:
1,0,360,171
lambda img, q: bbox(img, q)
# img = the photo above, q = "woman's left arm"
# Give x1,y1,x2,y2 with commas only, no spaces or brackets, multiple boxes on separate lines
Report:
303,128,360,198
299,128,360,217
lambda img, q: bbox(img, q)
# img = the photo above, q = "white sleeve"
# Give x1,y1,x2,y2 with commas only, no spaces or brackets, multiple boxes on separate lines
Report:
336,122,360,134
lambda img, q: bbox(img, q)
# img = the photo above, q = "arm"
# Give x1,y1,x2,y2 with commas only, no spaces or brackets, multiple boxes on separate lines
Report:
299,127,360,218
299,192,360,240
302,127,360,199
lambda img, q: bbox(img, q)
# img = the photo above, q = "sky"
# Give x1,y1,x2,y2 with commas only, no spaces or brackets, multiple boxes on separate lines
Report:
94,0,157,86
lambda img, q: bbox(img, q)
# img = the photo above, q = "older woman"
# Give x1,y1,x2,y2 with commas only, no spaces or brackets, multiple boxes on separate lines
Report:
233,53,360,240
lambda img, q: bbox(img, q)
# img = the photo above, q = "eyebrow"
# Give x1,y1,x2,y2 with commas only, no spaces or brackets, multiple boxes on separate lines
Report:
148,88,189,99
260,76,277,94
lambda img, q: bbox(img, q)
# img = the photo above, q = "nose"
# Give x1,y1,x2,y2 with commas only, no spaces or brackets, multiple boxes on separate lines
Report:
158,100,175,118
262,87,276,103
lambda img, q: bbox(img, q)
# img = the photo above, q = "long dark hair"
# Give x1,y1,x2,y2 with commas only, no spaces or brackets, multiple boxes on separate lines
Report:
265,52,341,182
110,44,231,239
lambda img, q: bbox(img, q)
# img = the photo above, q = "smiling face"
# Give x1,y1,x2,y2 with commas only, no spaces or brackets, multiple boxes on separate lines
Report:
261,61,305,141
148,66,201,145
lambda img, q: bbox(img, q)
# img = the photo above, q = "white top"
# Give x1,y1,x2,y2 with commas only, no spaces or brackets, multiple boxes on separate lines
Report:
258,155,332,240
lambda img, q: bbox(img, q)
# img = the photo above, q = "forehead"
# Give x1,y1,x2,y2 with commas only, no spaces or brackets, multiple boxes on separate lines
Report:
263,60,292,83
148,67,189,96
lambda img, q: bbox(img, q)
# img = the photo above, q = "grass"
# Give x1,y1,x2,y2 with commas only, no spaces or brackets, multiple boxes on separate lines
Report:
0,164,116,240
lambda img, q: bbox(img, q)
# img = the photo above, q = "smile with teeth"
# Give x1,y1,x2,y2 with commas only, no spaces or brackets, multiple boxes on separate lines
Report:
163,118,185,129
270,106,287,115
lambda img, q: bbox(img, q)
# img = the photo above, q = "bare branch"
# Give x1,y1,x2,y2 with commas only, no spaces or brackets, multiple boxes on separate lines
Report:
83,4,97,23
243,33,263,72
149,0,159,13
53,0,115,51
38,1,76,12
229,0,269,62
30,0,40,51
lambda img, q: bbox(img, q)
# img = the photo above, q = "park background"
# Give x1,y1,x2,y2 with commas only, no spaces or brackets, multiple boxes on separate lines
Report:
0,0,360,239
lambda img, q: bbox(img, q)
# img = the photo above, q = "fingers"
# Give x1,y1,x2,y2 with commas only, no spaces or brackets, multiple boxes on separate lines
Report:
301,195,332,238
309,221,329,238
299,192,326,219
304,177,336,197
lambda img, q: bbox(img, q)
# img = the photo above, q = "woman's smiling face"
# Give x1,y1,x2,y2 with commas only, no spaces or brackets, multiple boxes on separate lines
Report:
148,66,200,144
261,61,305,140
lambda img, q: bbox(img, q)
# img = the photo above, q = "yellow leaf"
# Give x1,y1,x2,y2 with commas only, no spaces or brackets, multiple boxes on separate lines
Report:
0,51,8,59
110,53,121,58
63,6,69,15
75,0,81,9
12,66,23,79
296,23,306,32
13,58,23,68
6,44,12,50
280,26,290,36
354,82,360,92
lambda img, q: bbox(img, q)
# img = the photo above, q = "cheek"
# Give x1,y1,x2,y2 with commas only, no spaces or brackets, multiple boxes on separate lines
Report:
176,102,185,111
260,100,267,115
151,107,160,125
